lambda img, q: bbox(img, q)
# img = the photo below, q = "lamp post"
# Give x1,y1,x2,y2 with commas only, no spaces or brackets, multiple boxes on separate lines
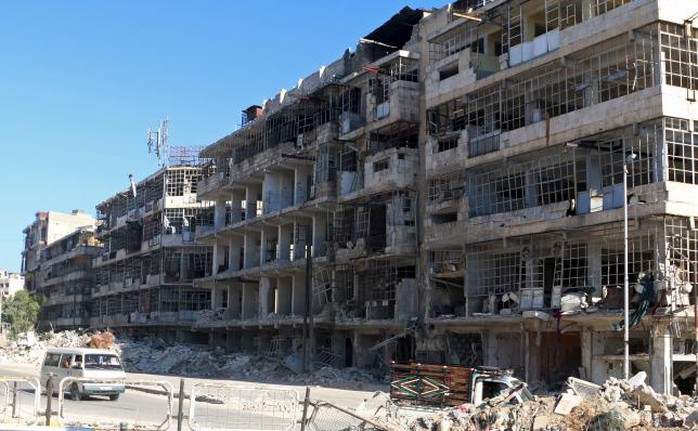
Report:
623,151,637,380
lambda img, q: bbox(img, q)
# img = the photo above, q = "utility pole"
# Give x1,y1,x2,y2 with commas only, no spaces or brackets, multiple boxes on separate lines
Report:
302,242,313,372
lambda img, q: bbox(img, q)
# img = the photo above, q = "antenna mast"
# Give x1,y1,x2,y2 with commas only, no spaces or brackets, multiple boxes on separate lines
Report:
147,116,169,166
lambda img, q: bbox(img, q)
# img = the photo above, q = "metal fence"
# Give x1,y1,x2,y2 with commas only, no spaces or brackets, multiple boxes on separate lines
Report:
189,383,298,431
0,376,41,426
0,374,392,431
57,377,174,430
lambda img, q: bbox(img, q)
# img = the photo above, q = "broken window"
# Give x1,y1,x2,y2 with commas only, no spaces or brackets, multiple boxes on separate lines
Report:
428,172,464,202
666,117,698,184
373,159,389,172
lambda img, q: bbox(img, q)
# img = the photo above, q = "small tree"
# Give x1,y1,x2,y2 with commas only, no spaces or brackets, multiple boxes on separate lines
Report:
3,290,41,337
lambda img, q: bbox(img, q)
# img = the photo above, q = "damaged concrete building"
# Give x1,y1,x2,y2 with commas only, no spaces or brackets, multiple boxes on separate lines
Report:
92,158,214,341
39,227,102,330
21,210,98,330
196,0,698,394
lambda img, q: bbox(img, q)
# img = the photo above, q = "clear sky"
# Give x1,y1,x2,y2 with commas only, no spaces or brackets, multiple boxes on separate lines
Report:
0,1,430,273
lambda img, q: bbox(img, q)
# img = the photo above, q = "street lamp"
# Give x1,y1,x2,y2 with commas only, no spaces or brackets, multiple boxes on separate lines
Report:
623,150,637,380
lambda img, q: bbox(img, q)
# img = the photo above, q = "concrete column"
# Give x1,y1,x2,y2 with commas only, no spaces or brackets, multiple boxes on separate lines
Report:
279,224,293,261
213,242,225,275
292,273,306,315
581,328,593,380
260,229,268,265
263,171,280,214
211,287,220,309
280,169,294,208
278,277,292,315
230,237,243,271
214,199,226,229
246,184,262,219
295,165,313,205
587,242,603,297
229,285,242,319
242,283,258,320
259,277,271,316
651,323,673,395
244,233,260,269
231,189,245,223
313,214,327,257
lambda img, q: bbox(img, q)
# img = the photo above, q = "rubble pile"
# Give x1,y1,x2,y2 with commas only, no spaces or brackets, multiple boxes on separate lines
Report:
0,330,94,365
0,330,384,389
373,396,554,431
117,335,383,389
372,372,698,431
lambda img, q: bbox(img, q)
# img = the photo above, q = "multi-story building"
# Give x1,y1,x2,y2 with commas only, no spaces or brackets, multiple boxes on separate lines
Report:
0,270,24,299
39,227,102,330
0,270,23,334
22,210,95,314
197,0,698,395
92,164,214,341
420,0,698,396
196,7,425,368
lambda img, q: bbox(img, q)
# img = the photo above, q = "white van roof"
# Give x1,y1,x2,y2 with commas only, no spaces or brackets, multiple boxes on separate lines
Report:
46,347,119,356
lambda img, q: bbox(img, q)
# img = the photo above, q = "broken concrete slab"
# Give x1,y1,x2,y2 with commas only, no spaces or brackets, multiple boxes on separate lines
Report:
553,392,583,415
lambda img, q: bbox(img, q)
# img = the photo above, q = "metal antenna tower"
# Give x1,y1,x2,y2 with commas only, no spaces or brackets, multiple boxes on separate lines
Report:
147,116,169,166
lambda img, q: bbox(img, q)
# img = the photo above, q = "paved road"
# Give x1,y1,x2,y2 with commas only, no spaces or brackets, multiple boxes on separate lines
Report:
0,362,387,430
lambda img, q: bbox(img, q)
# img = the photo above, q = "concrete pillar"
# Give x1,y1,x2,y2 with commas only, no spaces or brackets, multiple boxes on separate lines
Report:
229,284,242,319
246,184,262,219
214,199,226,229
241,283,258,320
581,328,593,380
211,245,219,276
279,224,293,261
230,237,243,271
581,0,594,20
588,242,603,297
292,273,306,315
211,286,220,309
313,213,327,257
281,169,294,208
259,277,271,316
262,171,277,214
651,323,673,395
278,277,292,315
244,233,260,269
231,189,245,223
260,229,268,265
295,165,313,205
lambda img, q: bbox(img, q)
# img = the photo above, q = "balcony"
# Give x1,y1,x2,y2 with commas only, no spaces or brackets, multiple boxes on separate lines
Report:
198,171,228,200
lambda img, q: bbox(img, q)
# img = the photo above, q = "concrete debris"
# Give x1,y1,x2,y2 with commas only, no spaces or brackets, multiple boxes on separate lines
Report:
0,330,383,390
372,372,698,430
0,330,99,366
553,392,582,415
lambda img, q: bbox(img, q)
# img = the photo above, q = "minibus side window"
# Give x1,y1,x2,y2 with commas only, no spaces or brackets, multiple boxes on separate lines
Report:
44,353,60,367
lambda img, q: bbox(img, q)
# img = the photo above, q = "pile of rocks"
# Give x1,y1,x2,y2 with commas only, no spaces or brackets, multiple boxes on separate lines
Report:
0,330,94,366
369,372,698,431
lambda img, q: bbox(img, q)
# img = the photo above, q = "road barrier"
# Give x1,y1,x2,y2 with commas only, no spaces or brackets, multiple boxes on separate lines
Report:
188,383,299,431
57,377,174,430
0,376,41,426
0,375,385,431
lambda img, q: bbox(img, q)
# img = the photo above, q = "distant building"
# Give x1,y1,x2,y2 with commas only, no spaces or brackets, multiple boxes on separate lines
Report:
39,227,102,329
0,270,24,298
21,210,97,330
92,164,214,341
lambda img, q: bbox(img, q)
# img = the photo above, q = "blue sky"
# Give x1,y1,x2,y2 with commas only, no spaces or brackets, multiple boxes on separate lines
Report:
0,1,428,272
